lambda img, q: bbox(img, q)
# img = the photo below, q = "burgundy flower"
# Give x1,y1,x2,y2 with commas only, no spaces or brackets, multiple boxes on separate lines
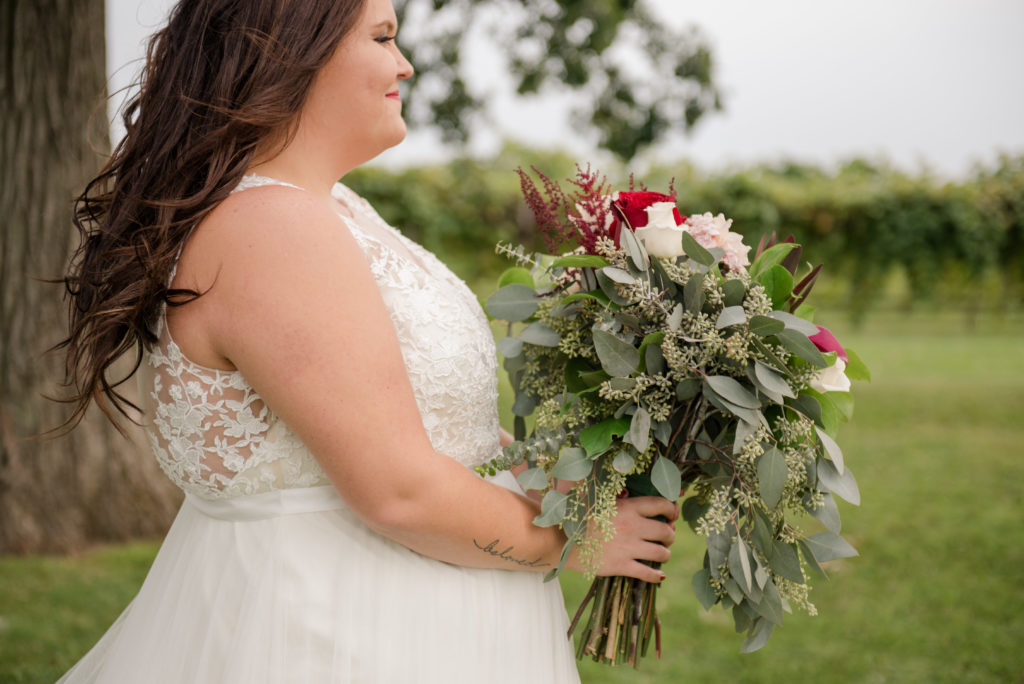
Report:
809,326,848,363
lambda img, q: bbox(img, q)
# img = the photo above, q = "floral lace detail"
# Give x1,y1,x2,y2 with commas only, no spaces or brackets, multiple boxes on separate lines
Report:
138,176,500,500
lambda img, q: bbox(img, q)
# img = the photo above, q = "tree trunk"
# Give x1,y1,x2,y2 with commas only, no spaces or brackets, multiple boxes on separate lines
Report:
0,0,181,554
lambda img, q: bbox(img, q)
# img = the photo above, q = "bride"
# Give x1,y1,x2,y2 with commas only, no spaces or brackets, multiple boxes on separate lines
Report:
57,0,677,681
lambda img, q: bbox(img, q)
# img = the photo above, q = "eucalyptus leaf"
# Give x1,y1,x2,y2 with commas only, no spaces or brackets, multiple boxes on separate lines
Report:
516,467,549,492
595,269,631,306
601,266,636,284
815,425,845,474
740,618,774,653
729,537,753,593
817,458,861,505
533,490,568,527
774,329,828,367
485,284,539,322
757,447,787,509
788,393,824,428
704,389,763,427
682,230,715,266
724,577,745,605
644,344,666,375
559,290,610,308
518,321,560,347
754,361,795,399
722,278,747,306
626,407,651,453
552,254,610,268
733,418,758,455
653,420,672,446
676,378,701,401
692,568,717,611
592,329,640,377
804,532,859,562
684,274,705,313
798,539,828,578
619,224,651,270
751,511,773,556
749,315,785,336
705,375,761,409
612,450,635,474
550,447,593,481
770,541,805,583
651,456,682,500
511,392,537,417
682,497,708,532
733,603,753,633
716,305,747,329
607,377,636,391
496,336,523,358
708,531,730,578
766,310,820,336
752,578,785,626
809,492,842,534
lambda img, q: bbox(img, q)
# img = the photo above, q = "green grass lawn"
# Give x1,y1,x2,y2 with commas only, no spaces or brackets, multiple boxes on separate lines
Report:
2,310,1022,683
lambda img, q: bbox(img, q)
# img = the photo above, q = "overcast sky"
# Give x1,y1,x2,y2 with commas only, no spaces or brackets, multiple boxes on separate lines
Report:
107,0,1024,178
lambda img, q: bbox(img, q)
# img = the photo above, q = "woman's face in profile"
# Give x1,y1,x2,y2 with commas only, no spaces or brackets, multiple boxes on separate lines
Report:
302,0,414,164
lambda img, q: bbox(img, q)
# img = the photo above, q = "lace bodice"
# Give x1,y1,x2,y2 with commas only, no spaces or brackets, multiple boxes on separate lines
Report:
138,176,501,499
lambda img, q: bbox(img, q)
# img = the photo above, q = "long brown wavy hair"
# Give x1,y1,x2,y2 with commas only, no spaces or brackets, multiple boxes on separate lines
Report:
59,0,365,432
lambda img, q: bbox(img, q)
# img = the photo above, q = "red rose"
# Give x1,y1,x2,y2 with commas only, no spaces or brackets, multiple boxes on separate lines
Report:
809,326,848,363
612,191,684,245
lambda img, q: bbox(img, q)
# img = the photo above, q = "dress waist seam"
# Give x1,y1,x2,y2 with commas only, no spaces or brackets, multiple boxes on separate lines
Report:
185,485,346,521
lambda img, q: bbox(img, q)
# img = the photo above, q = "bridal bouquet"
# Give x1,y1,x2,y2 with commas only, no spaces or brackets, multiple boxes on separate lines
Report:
479,166,868,665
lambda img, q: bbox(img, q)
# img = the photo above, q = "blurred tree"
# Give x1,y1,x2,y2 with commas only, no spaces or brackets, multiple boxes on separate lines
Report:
395,0,722,160
0,0,180,554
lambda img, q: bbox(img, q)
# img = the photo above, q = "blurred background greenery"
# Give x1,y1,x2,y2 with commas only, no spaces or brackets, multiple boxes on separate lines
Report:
2,151,1022,682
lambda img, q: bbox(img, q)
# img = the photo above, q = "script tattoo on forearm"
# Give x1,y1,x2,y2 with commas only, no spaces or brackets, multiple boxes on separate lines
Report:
472,538,551,568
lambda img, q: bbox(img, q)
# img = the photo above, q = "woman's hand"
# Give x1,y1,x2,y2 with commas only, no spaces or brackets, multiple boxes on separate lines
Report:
570,496,678,584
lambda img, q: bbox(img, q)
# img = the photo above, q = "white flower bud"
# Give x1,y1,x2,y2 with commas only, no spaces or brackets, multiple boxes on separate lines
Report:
635,202,685,258
810,358,852,393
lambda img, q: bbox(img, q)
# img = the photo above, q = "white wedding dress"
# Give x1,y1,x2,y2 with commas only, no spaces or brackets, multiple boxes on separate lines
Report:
58,176,580,683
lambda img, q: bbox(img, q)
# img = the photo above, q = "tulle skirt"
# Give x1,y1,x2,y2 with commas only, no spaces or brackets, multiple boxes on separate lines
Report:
58,475,580,683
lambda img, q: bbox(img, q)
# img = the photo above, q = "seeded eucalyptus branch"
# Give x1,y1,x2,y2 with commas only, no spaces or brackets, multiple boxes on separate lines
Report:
478,168,868,663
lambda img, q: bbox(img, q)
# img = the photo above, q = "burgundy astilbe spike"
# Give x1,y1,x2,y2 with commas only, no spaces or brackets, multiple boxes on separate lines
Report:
567,165,618,252
517,167,571,252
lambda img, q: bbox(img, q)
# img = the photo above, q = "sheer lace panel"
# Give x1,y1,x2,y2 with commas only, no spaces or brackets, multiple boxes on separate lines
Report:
139,176,500,499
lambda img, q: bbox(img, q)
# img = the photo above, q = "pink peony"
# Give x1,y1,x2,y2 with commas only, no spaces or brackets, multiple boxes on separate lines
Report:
683,212,751,273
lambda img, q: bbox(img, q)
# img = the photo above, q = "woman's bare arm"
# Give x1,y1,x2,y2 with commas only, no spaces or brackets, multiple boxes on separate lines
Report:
174,186,675,579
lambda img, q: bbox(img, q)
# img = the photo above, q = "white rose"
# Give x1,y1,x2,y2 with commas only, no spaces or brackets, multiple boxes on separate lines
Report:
810,357,852,393
635,202,685,258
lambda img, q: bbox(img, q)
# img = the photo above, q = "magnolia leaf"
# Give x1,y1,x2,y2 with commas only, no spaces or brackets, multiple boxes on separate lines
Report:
809,389,840,435
754,361,795,400
749,243,798,280
619,224,651,270
705,375,761,409
830,390,855,421
692,568,717,611
740,617,775,653
612,449,635,474
766,310,819,337
550,447,593,481
592,329,639,377
809,492,842,534
729,537,754,593
533,490,568,527
682,231,715,266
485,284,539,322
579,417,630,457
497,267,534,288
804,532,859,562
757,447,787,509
770,541,805,583
516,467,549,492
518,321,560,347
775,329,828,367
845,347,871,381
496,336,523,358
817,458,860,505
601,266,635,284
667,303,684,331
815,426,845,474
716,305,747,329
560,291,610,310
552,254,609,268
650,456,682,500
759,265,794,310
626,406,651,453
722,278,747,306
749,315,785,337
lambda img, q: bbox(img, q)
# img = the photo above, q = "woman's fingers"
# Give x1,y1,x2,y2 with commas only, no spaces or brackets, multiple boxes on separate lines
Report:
622,495,680,522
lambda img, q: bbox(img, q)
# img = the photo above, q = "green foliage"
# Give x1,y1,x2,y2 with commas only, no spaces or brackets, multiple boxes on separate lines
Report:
394,0,722,159
348,151,1024,320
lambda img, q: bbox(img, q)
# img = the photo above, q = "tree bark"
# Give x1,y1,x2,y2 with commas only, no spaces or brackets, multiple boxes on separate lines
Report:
0,0,181,554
